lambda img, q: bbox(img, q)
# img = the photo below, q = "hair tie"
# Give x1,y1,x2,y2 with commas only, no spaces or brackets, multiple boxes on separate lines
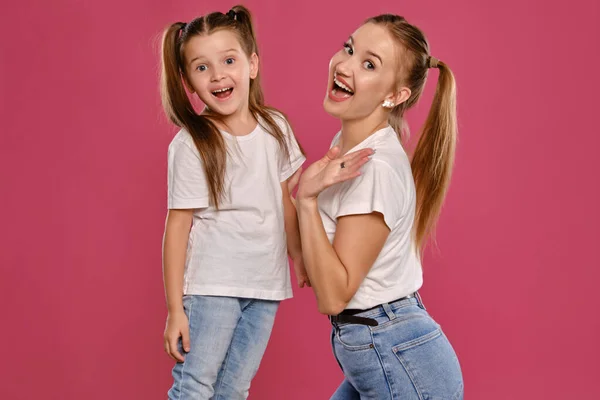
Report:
180,22,187,31
428,56,439,69
226,9,237,20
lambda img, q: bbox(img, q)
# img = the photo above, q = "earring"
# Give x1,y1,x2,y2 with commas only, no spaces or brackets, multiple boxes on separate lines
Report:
382,100,395,108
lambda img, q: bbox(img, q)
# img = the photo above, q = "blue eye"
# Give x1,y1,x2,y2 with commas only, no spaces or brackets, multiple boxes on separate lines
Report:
196,65,207,72
225,58,235,65
343,43,353,55
363,61,374,70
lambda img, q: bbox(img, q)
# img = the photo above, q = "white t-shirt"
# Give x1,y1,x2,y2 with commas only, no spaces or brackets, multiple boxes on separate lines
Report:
318,125,423,310
167,114,305,301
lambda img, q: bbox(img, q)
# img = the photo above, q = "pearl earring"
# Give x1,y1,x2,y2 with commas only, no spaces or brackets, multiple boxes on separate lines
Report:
382,100,395,108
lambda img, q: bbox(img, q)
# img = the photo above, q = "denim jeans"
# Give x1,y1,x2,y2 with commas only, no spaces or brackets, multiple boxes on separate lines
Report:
330,295,463,399
168,295,279,400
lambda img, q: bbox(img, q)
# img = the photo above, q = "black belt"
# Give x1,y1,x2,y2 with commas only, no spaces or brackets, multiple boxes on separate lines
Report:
329,294,415,327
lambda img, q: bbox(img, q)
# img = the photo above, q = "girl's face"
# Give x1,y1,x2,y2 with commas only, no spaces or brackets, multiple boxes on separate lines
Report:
183,30,258,117
323,23,409,121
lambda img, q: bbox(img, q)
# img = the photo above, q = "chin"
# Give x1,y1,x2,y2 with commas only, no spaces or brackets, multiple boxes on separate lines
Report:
323,97,344,118
206,102,239,117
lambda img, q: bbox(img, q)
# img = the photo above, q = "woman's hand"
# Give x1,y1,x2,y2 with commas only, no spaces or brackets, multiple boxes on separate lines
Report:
297,146,374,201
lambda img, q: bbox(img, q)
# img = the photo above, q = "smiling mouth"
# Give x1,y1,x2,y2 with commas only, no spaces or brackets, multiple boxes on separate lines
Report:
212,87,234,99
332,76,354,96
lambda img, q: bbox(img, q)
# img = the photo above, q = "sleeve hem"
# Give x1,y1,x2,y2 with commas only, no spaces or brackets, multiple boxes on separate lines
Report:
168,197,210,209
335,204,395,231
280,155,306,182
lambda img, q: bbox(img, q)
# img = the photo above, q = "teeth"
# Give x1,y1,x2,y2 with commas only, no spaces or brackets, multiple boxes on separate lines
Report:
333,77,353,94
212,87,232,93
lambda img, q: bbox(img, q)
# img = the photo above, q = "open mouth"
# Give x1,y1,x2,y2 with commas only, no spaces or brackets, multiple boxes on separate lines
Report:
211,87,234,99
332,76,354,97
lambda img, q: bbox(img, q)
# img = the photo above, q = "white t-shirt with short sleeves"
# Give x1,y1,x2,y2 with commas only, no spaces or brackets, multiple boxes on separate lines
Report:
167,113,305,301
318,125,423,310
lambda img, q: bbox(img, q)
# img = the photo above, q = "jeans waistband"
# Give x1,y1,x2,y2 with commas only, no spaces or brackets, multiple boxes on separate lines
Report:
329,292,424,327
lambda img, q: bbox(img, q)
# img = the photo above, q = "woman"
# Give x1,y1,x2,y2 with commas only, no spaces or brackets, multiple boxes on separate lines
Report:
296,14,464,399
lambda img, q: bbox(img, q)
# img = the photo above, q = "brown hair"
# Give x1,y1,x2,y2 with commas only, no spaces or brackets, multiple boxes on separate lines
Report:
366,14,457,252
160,5,302,208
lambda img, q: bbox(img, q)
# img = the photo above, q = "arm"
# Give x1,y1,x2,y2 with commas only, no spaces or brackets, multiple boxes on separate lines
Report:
162,209,193,362
281,178,311,288
282,181,302,261
163,209,193,313
295,145,381,314
297,200,389,314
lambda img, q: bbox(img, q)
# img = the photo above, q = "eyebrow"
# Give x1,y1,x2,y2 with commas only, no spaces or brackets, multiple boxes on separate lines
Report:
348,35,383,65
188,49,239,65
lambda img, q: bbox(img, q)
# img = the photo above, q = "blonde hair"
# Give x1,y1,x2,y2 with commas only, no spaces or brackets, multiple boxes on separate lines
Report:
366,14,457,252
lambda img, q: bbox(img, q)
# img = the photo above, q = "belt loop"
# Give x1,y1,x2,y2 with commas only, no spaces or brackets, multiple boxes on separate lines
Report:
415,292,426,310
382,303,396,320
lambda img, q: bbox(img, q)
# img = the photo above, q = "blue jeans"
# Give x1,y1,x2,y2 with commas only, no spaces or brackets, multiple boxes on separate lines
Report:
168,295,279,400
330,295,463,399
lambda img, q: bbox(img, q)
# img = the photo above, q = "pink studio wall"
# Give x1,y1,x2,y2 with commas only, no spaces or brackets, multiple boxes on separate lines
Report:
1,0,599,398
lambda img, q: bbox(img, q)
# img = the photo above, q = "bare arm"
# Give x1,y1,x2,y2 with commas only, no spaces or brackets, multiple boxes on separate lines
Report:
163,209,193,312
295,146,384,314
162,209,193,362
281,181,302,261
298,199,389,314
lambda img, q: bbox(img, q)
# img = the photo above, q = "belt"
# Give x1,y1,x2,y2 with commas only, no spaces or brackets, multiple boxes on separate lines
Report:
329,294,416,327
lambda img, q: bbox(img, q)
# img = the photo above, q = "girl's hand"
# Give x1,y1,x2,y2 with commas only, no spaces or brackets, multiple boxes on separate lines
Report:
297,146,374,201
164,310,190,363
293,256,311,288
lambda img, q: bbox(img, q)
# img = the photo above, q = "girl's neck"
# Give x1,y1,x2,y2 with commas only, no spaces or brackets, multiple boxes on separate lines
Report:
209,106,257,136
338,115,389,155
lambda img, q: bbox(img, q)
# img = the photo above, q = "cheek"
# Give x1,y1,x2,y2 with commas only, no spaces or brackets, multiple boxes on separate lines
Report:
233,64,250,83
357,73,390,100
186,74,203,92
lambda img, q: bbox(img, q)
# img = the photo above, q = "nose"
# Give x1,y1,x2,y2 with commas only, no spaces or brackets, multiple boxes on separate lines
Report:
210,66,225,82
334,58,352,79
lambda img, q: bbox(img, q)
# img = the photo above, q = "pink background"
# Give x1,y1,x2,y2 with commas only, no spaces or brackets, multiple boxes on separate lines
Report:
1,0,599,398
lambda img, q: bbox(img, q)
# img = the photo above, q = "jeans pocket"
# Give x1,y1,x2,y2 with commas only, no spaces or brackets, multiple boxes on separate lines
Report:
392,329,463,400
335,324,374,351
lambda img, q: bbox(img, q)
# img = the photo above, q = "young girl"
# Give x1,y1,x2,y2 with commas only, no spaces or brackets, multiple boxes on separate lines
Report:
296,14,464,399
159,5,306,399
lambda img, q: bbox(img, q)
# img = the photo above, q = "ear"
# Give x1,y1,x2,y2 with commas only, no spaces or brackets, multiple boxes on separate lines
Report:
249,52,259,79
391,86,411,106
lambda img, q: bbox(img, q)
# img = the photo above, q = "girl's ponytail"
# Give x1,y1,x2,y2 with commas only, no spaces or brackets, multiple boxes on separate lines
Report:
160,21,227,208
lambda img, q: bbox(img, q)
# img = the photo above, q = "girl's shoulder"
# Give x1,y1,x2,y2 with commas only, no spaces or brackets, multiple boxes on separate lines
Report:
263,108,291,131
168,128,201,158
169,128,195,148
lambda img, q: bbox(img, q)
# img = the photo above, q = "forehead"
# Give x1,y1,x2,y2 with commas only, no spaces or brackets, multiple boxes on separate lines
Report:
184,29,243,61
351,23,398,63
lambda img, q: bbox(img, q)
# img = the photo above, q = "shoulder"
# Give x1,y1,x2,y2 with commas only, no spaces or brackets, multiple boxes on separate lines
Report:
169,128,195,150
168,128,201,159
262,108,292,132
355,157,402,187
370,129,412,179
338,149,407,198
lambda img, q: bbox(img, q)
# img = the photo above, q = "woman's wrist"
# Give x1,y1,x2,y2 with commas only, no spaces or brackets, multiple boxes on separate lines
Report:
297,196,318,213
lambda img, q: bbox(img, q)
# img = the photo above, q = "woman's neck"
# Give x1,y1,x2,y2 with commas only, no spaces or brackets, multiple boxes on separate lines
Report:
338,115,389,155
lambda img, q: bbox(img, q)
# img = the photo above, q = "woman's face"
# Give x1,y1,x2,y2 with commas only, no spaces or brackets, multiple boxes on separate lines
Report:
323,23,405,121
